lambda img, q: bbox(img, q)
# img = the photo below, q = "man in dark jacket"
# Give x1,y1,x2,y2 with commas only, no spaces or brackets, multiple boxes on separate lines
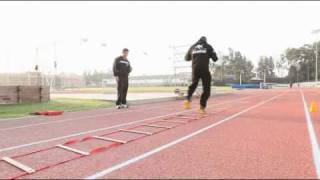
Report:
184,36,218,113
113,48,132,109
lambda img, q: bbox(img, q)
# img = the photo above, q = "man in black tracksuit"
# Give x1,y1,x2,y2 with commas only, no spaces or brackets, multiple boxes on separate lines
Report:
113,48,132,109
184,36,218,113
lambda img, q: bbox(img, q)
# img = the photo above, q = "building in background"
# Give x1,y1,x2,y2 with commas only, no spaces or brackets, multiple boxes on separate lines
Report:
54,73,86,89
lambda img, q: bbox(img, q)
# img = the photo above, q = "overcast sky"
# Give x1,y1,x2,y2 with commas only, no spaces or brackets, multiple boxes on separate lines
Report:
0,1,319,76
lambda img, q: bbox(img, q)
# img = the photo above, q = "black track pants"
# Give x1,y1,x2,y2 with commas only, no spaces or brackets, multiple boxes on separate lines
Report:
187,71,212,108
116,76,129,105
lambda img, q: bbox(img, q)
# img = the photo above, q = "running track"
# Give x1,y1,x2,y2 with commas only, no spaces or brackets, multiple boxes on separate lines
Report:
0,88,319,179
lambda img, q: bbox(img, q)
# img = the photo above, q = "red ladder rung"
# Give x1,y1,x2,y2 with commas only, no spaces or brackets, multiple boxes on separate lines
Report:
63,139,78,145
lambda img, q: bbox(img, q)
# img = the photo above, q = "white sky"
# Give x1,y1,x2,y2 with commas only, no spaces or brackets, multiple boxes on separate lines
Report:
0,1,319,76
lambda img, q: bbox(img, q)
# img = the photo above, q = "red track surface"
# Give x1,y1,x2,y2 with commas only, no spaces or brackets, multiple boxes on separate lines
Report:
0,88,319,179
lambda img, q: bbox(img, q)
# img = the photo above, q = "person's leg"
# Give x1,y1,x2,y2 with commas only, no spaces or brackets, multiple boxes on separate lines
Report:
116,77,123,107
187,72,200,101
121,76,129,105
200,71,212,109
184,72,200,109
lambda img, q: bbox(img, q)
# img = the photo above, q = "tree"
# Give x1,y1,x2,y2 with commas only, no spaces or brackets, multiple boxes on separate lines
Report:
211,55,227,82
214,48,253,82
288,65,298,83
275,54,290,78
257,56,275,79
226,49,253,82
282,42,319,82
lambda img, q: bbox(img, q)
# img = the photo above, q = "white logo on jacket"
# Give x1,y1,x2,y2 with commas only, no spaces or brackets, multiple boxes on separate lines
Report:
192,44,207,54
119,60,130,66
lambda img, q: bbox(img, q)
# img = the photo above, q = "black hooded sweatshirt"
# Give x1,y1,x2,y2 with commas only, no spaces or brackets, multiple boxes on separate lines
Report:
113,56,132,77
185,38,218,73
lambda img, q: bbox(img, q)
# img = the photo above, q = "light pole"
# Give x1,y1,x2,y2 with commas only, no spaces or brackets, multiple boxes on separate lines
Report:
300,53,307,82
296,63,301,86
34,47,41,86
221,64,223,81
50,38,90,88
263,67,272,88
263,69,266,85
316,41,318,82
239,70,243,85
312,29,320,82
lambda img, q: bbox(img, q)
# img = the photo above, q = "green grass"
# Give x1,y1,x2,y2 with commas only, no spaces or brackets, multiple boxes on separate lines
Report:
0,86,234,119
0,98,114,119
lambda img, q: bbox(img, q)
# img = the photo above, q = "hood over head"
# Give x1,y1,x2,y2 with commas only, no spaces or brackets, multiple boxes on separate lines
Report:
197,36,207,44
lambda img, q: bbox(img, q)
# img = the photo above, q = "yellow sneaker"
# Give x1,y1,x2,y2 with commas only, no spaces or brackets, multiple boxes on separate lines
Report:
184,100,191,109
199,106,207,115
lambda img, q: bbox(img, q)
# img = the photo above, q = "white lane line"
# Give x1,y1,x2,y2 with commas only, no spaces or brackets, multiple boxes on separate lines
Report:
0,95,255,153
300,89,320,179
85,93,283,179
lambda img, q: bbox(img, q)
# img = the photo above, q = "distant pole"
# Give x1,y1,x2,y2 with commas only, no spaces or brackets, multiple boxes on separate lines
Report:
307,60,310,82
316,42,318,82
51,42,57,89
53,42,57,62
221,62,224,81
263,69,266,85
220,66,223,81
239,71,242,85
297,68,299,83
296,63,301,87
312,29,320,82
35,47,41,86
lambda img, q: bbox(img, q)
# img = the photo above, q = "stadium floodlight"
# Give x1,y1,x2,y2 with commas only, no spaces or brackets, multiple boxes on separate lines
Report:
312,29,320,82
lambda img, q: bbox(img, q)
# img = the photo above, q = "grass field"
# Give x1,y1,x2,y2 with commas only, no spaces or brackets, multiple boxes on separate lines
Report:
0,86,233,119
0,98,113,119
59,86,233,94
